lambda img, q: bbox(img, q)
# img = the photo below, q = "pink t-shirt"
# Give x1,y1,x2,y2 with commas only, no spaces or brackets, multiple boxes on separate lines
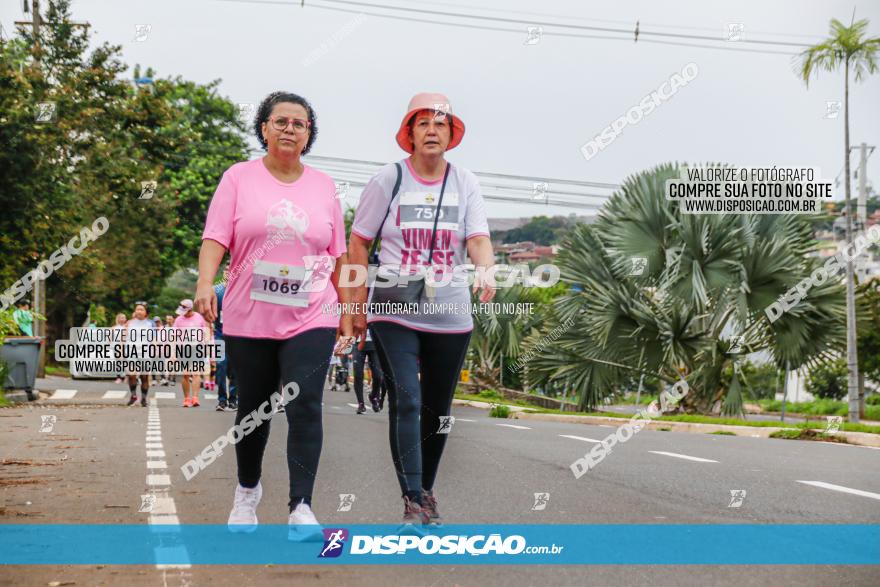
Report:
202,159,346,339
172,312,208,329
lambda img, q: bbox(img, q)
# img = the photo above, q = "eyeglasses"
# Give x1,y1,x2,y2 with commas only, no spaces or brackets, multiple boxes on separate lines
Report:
268,116,311,133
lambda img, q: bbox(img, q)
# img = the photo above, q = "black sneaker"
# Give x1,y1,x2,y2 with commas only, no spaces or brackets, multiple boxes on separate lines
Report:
378,394,385,412
421,489,441,525
140,396,148,407
403,495,431,528
216,401,228,412
369,395,380,413
356,403,366,414
126,394,137,406
228,399,238,410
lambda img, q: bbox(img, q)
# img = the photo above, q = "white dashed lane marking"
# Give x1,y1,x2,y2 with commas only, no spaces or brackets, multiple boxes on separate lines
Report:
559,434,602,443
103,390,128,399
153,392,176,400
649,450,718,463
796,480,880,501
49,389,77,399
496,424,532,430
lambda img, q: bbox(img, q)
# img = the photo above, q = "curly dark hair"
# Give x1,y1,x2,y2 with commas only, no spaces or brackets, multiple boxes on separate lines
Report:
254,91,318,155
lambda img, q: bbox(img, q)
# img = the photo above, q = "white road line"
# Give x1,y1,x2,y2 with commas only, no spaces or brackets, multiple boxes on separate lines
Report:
149,497,177,515
50,389,77,399
103,390,128,399
347,403,360,408
147,450,166,458
559,434,602,443
149,514,180,525
796,480,880,501
204,393,218,400
147,461,168,469
649,450,719,463
496,423,532,430
598,425,615,428
456,418,476,422
147,474,171,486
153,392,176,399
146,443,163,449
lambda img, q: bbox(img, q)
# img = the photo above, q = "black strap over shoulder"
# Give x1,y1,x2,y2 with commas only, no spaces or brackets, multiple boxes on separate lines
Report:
368,162,403,264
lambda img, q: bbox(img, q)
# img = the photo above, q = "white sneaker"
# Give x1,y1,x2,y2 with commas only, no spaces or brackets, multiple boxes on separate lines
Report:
228,482,262,532
287,501,323,542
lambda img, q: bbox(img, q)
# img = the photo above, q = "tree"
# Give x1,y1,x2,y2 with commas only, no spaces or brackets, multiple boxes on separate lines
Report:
798,16,880,422
806,358,848,400
0,0,247,343
524,163,849,414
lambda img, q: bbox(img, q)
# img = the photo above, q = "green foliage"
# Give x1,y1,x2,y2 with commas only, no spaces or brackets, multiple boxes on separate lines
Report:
498,216,572,245
866,395,880,406
723,360,780,401
489,404,511,418
857,279,880,382
0,1,247,343
758,398,880,419
470,285,544,389
523,163,849,412
806,358,848,400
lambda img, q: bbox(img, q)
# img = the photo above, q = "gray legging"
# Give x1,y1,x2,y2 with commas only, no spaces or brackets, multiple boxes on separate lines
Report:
224,327,335,510
369,321,471,496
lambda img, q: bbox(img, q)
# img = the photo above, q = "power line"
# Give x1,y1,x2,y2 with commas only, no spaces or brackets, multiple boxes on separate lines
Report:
215,0,808,56
312,0,812,47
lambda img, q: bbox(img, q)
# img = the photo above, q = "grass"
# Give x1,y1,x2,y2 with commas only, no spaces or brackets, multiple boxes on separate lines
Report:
454,392,880,434
0,391,8,408
44,363,70,378
710,431,736,435
757,398,880,420
769,428,849,443
489,404,511,418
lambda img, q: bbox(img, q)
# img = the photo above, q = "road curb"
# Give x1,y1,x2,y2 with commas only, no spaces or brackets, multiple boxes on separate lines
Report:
452,399,880,448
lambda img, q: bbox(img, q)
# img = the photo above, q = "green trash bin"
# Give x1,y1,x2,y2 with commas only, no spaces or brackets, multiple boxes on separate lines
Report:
0,336,42,401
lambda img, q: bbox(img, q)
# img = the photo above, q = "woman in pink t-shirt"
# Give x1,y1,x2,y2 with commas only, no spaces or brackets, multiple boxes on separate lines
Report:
195,91,350,539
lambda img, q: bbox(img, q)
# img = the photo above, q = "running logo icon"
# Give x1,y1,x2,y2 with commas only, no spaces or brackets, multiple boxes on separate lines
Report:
437,416,455,434
630,257,648,276
337,494,356,512
140,180,157,200
824,416,842,434
531,492,550,511
139,494,156,513
728,489,747,508
728,336,744,354
39,415,57,433
318,528,349,558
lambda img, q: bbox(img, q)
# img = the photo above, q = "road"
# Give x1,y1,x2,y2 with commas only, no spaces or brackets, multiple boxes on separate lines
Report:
0,376,878,586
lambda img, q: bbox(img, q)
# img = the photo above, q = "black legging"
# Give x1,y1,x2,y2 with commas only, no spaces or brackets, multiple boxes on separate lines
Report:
224,327,335,510
352,342,385,405
370,322,471,497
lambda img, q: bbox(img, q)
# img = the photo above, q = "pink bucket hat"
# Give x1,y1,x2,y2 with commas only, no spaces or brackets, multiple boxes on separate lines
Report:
395,92,466,154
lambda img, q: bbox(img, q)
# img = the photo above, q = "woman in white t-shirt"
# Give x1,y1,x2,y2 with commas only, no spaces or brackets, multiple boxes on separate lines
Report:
348,93,495,526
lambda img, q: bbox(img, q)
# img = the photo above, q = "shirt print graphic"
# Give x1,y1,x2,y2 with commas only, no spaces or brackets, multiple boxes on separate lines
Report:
266,198,310,244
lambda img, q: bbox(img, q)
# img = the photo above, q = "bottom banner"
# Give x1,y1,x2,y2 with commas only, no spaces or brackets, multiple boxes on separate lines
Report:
0,524,877,565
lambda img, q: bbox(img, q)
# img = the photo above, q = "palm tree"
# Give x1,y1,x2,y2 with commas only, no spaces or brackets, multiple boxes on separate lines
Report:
469,284,543,390
798,17,880,423
524,163,847,414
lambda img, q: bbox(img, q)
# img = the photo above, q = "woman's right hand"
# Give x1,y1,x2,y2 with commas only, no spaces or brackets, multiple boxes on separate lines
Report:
351,311,368,350
194,282,217,323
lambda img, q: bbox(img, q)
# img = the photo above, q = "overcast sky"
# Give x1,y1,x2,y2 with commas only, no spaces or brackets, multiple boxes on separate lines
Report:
3,0,879,218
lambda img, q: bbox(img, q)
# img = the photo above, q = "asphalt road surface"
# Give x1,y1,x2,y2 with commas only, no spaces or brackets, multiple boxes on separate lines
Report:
1,376,878,586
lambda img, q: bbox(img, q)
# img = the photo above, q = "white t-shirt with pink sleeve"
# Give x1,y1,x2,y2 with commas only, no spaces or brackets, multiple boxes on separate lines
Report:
351,158,490,333
202,159,346,340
